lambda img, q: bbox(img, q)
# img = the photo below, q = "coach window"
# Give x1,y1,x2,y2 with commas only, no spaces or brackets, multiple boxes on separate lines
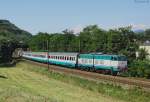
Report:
67,56,69,60
68,56,70,60
70,57,72,61
65,56,67,60
72,57,74,61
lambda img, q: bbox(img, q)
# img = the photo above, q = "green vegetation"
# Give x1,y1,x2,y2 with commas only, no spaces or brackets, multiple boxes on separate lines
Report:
0,20,31,63
127,60,150,78
0,62,127,102
0,20,32,42
24,61,150,102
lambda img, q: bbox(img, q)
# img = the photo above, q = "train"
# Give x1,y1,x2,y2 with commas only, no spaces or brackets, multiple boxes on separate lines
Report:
22,52,127,75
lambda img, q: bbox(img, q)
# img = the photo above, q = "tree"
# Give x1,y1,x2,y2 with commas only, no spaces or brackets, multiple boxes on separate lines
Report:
79,25,107,53
0,39,27,63
29,32,49,51
128,60,150,78
137,48,149,60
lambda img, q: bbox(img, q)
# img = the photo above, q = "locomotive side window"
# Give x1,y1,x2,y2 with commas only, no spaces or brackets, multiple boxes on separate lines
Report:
111,57,113,60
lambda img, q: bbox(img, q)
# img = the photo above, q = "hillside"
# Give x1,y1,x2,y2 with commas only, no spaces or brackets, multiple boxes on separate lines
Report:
0,20,32,42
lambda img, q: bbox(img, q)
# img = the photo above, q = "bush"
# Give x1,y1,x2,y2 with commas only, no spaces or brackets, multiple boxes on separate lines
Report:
128,60,150,78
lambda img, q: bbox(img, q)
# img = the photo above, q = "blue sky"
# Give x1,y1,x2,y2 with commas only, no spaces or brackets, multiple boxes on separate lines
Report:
0,0,150,34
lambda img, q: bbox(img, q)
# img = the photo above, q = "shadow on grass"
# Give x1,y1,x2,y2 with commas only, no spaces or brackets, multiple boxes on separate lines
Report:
0,75,7,79
0,59,22,68
0,62,16,68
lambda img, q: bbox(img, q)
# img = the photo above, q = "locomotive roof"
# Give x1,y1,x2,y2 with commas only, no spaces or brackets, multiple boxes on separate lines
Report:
80,53,125,57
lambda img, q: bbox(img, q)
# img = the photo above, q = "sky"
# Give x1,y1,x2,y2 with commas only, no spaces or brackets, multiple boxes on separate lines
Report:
0,0,150,34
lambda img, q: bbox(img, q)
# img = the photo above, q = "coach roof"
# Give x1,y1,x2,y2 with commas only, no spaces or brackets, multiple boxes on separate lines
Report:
48,52,79,56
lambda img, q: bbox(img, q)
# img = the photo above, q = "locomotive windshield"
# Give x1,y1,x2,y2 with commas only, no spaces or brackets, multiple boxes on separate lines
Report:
111,56,127,61
118,56,127,61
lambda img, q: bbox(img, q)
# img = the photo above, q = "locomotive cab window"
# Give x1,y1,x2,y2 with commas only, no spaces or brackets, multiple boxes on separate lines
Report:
114,57,118,61
112,57,118,61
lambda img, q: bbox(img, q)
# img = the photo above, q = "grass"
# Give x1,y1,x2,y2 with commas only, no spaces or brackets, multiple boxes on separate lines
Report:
0,61,126,102
23,61,150,102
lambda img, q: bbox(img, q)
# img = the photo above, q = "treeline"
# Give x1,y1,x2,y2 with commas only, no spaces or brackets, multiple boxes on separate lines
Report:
29,25,150,78
0,20,31,64
29,25,150,61
0,39,28,63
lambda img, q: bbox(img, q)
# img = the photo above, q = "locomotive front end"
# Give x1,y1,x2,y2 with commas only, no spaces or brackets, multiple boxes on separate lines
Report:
117,56,128,72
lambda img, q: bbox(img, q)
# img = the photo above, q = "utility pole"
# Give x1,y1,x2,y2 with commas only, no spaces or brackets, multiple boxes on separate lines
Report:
47,40,49,70
79,38,81,53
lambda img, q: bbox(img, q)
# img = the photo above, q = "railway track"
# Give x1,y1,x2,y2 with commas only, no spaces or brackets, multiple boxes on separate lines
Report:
23,59,150,90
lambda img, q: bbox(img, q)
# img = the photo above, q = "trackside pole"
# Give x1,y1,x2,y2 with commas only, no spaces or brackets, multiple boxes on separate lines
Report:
47,40,49,70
